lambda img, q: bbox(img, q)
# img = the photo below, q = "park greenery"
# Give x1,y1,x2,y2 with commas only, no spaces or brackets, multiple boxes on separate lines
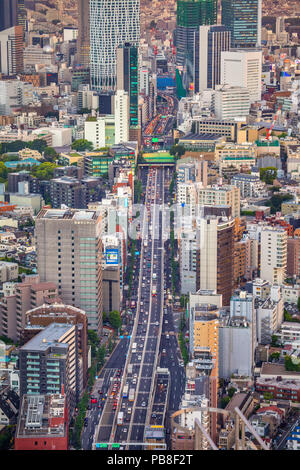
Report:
71,139,93,152
134,179,143,204
265,192,293,214
259,167,278,185
170,144,185,159
285,355,300,372
108,310,122,331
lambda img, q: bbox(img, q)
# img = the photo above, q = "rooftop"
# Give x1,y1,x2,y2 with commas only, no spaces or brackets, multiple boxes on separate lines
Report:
16,393,67,439
20,323,72,352
36,208,98,221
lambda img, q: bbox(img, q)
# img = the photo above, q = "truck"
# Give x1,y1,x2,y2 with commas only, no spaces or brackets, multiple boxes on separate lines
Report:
117,411,124,425
152,286,157,297
128,364,133,374
132,342,137,353
144,240,148,247
129,388,135,402
122,385,128,399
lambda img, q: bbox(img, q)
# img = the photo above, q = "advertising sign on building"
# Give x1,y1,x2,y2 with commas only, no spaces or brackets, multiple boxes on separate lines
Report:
106,248,119,265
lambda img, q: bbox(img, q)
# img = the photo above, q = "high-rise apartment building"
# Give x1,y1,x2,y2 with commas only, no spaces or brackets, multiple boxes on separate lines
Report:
221,0,262,48
35,208,103,333
260,227,287,285
77,0,90,67
0,275,59,342
19,323,80,410
197,185,240,218
193,25,230,93
189,297,220,442
22,303,88,389
116,44,139,139
0,25,23,75
90,0,140,92
198,216,235,306
221,49,262,104
114,89,129,145
0,80,33,115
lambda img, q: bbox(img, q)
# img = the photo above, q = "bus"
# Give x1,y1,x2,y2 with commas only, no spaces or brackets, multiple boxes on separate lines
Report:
129,389,135,402
122,385,128,399
117,412,124,425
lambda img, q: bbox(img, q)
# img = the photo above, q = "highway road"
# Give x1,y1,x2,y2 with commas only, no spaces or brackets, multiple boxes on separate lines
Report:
92,166,177,450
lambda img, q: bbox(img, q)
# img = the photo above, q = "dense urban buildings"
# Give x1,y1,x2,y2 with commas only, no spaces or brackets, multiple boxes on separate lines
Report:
0,0,300,454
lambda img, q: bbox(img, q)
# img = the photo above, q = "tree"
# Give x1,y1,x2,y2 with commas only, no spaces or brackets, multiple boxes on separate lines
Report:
43,147,58,162
221,396,230,409
271,335,280,347
71,139,93,152
297,297,300,312
228,387,237,398
265,193,293,214
259,167,277,185
109,310,122,330
0,162,8,181
29,139,47,153
170,144,185,159
31,162,57,180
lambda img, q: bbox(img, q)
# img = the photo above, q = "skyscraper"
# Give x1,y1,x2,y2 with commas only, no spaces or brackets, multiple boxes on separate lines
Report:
116,43,139,139
221,49,262,104
0,25,23,75
0,0,17,32
176,0,217,83
198,216,235,306
221,0,262,48
90,0,140,93
193,25,230,93
77,0,90,67
35,208,103,334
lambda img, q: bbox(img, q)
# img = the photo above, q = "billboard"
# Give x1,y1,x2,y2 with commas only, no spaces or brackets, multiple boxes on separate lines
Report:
106,248,119,265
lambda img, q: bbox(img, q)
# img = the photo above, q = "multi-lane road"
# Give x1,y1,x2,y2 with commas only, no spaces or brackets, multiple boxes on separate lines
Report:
84,165,185,450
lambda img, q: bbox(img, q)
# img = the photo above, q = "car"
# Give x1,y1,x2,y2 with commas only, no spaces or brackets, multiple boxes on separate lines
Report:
87,405,91,410
84,418,88,427
141,402,146,407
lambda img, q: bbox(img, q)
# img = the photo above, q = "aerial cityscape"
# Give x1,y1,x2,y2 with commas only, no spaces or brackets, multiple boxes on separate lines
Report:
0,0,300,455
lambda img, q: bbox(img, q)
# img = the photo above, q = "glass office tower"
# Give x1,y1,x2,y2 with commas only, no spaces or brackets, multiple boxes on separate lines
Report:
90,0,140,92
176,0,217,88
221,0,262,48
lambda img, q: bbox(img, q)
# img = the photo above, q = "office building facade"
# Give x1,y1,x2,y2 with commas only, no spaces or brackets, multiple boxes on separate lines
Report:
116,44,139,134
198,216,235,306
221,0,262,48
176,0,217,67
90,0,140,92
0,0,17,32
77,0,90,67
221,49,262,104
35,208,103,333
194,25,230,93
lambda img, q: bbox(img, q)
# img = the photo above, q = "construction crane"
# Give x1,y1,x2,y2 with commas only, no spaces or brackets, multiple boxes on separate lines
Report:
266,106,281,140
